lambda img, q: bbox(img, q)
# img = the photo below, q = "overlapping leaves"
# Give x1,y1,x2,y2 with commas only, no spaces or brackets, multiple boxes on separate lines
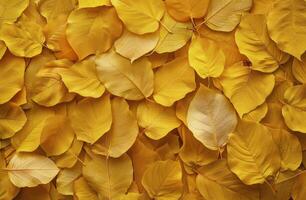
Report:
0,0,306,200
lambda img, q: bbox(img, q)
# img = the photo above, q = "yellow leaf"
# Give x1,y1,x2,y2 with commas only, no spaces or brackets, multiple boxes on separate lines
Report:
282,84,306,133
114,29,159,62
0,15,45,58
250,0,273,15
56,163,81,195
187,85,237,150
153,57,196,106
292,173,306,200
179,126,219,169
58,57,105,98
205,0,252,32
0,0,29,23
198,25,245,66
235,14,289,73
82,154,133,199
176,93,194,126
68,95,112,144
111,0,165,34
31,59,75,107
78,0,111,8
142,160,183,200
129,139,160,191
40,115,75,156
0,153,19,200
269,128,302,171
43,14,78,61
196,159,259,200
0,53,25,104
155,13,193,54
165,0,210,22
0,102,27,140
263,103,287,129
24,51,55,109
11,106,54,152
137,100,181,140
53,138,83,168
227,120,281,185
260,171,298,200
292,56,306,84
74,177,99,200
0,41,7,60
188,36,225,79
95,50,154,100
283,84,306,109
282,105,306,133
242,103,268,122
66,7,122,60
7,153,59,187
38,0,76,21
92,97,138,157
267,0,306,59
220,62,275,117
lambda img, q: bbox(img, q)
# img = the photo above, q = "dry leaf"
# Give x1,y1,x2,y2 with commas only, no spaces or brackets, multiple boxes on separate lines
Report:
7,153,59,187
187,85,237,150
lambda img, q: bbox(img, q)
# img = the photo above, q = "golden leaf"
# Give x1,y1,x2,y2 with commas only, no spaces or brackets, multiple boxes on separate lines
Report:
111,0,165,34
82,154,133,200
68,95,112,144
92,97,138,157
7,153,59,187
196,159,259,200
187,85,237,150
205,0,252,32
188,36,225,79
95,50,154,100
66,7,122,60
137,100,181,140
155,13,193,54
220,61,275,117
165,0,210,22
142,160,183,200
153,57,196,106
267,0,306,59
0,15,45,58
227,120,281,185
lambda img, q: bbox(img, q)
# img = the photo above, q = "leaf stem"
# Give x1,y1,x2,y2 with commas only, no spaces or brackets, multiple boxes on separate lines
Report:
160,21,173,34
264,180,276,195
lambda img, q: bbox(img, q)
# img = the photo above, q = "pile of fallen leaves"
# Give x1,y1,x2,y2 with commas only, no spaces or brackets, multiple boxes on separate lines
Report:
0,0,306,199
